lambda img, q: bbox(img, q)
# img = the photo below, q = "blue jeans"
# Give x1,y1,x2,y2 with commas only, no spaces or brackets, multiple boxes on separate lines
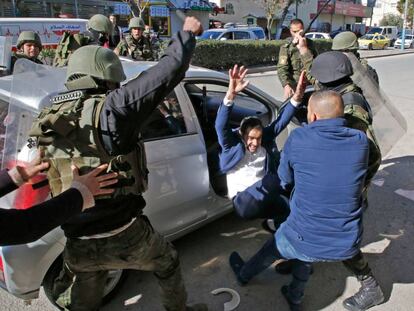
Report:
239,232,313,304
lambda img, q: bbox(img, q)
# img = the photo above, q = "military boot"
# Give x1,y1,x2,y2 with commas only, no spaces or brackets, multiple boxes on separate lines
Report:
343,274,384,311
186,303,208,311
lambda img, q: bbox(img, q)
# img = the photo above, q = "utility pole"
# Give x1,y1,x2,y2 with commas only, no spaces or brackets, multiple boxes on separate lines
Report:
74,0,79,18
12,0,17,17
401,0,408,50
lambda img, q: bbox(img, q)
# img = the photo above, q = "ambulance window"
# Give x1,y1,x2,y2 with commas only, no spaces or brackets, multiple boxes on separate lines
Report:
141,91,188,141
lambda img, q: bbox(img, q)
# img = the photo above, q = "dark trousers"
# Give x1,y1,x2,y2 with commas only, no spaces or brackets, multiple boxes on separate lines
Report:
232,174,290,221
238,236,373,304
239,236,312,303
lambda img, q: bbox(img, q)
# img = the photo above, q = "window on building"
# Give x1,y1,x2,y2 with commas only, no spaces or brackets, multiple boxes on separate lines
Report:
247,18,254,25
151,16,169,36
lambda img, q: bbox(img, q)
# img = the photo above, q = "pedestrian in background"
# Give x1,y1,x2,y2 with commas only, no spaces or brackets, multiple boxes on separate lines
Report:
109,13,123,49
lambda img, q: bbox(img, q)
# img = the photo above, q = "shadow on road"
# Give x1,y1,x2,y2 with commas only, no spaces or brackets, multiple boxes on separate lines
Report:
102,156,414,311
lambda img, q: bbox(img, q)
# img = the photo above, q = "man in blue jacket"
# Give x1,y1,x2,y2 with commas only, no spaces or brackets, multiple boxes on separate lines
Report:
215,65,306,230
229,90,384,311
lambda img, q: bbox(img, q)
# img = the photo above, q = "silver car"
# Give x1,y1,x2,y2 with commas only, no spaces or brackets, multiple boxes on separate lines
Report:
0,59,289,306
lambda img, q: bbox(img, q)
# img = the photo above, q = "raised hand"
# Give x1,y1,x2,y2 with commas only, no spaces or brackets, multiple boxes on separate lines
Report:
292,70,308,103
226,64,249,101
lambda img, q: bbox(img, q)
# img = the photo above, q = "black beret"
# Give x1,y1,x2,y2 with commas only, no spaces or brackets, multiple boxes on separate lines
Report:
311,51,353,83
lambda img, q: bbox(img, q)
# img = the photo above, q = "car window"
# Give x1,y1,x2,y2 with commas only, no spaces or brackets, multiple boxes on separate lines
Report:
234,31,250,40
221,32,233,40
199,31,222,39
141,90,188,141
387,28,392,34
315,34,323,39
253,30,265,39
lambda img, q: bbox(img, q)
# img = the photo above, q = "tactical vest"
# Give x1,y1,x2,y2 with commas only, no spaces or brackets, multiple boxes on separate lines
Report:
123,35,152,60
29,91,148,198
53,31,90,67
337,83,382,187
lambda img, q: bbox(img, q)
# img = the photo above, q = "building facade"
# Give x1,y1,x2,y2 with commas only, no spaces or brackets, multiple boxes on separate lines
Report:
0,0,211,37
211,0,372,35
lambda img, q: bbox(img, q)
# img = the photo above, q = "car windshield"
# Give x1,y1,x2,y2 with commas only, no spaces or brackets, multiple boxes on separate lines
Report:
398,35,414,39
361,34,375,40
367,27,381,34
199,31,222,39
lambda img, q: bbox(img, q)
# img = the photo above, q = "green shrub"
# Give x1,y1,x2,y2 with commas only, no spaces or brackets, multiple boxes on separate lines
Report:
191,39,333,70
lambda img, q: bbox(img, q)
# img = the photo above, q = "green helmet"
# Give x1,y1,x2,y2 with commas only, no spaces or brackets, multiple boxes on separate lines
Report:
16,31,42,50
65,45,126,91
87,14,112,35
332,31,359,51
129,17,145,30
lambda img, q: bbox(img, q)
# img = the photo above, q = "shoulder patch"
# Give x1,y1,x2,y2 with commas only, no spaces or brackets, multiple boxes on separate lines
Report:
279,56,288,65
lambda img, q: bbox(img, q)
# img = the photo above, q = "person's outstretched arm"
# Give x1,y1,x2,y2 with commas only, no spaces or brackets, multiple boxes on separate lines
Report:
0,164,118,246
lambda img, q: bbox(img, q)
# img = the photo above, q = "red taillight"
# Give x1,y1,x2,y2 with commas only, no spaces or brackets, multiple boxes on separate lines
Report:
13,173,50,210
4,160,50,210
0,256,4,283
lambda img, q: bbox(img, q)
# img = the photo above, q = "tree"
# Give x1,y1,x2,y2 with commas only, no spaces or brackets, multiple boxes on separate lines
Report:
254,0,282,39
122,0,149,18
397,0,414,28
379,13,404,28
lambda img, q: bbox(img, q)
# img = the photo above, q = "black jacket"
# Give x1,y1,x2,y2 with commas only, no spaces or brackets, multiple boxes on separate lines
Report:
0,170,83,246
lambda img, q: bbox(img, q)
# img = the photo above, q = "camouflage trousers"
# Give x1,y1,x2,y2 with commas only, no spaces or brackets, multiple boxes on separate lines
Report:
52,216,187,311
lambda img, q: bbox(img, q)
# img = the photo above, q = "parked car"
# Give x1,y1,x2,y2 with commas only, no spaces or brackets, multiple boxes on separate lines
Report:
366,26,398,46
358,33,390,50
305,32,332,40
0,59,290,307
197,26,266,40
394,34,414,49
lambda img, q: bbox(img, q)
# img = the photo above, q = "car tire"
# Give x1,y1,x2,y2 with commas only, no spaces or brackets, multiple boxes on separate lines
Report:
368,43,373,50
43,256,127,309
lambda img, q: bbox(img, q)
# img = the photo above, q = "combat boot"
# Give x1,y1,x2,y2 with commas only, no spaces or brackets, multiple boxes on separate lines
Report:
343,274,384,311
186,303,208,311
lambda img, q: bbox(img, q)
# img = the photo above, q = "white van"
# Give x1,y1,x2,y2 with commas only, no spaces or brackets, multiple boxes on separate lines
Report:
367,26,398,45
0,18,88,50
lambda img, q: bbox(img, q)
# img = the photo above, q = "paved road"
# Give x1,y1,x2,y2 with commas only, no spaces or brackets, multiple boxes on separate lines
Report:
1,54,413,311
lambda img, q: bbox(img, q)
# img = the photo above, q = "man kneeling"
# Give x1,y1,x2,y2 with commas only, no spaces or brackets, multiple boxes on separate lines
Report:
229,90,384,311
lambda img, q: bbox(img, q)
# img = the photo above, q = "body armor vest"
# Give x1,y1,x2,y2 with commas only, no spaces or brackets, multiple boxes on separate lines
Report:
29,91,148,198
124,35,152,60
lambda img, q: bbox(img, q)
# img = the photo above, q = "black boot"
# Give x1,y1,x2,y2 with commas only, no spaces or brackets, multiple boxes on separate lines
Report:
343,274,384,311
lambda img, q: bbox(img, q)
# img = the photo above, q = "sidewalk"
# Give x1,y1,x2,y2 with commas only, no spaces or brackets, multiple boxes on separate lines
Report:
247,48,414,74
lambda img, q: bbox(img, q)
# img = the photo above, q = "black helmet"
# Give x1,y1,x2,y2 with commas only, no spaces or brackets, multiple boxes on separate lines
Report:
311,51,353,84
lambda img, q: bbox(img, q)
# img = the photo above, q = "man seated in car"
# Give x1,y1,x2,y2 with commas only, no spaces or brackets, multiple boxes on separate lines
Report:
214,65,306,232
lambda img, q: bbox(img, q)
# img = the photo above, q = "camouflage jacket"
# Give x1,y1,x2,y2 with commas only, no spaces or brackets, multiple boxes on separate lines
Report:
116,35,153,61
276,38,317,88
52,31,91,67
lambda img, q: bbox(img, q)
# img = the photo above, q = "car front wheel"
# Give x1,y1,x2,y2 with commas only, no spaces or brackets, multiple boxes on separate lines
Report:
42,256,127,309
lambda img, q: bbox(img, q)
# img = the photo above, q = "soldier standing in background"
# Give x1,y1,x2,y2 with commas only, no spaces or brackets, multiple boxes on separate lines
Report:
276,19,318,100
115,17,153,61
53,14,112,67
331,31,379,85
10,31,43,72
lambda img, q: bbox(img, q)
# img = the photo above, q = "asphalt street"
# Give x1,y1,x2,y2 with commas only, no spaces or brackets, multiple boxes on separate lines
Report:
1,54,413,311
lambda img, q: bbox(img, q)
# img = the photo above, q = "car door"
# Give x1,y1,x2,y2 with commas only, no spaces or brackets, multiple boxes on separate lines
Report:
180,77,287,217
141,88,209,236
234,31,250,40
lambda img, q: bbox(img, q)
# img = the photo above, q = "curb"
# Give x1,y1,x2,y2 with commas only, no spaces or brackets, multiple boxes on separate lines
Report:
246,50,414,74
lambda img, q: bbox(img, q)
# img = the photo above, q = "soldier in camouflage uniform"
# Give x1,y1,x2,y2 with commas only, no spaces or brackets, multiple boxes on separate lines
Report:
30,17,206,311
10,31,43,72
115,17,153,61
332,31,379,85
276,19,318,99
53,14,112,67
310,51,382,207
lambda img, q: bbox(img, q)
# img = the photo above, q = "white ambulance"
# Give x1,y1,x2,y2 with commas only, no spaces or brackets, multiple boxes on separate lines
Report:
0,17,88,50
